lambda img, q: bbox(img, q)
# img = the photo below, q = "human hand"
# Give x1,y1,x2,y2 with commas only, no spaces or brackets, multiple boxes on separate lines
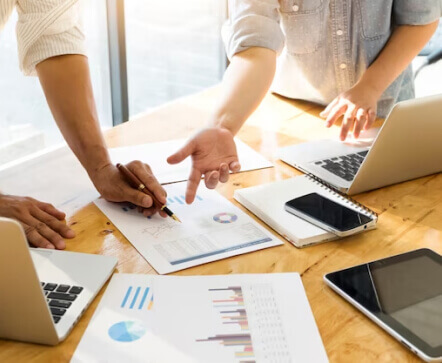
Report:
320,83,378,141
0,194,75,249
90,161,167,217
167,127,241,203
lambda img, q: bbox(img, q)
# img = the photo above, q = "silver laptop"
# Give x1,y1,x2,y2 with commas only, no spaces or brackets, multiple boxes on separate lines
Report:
0,217,117,345
278,94,442,195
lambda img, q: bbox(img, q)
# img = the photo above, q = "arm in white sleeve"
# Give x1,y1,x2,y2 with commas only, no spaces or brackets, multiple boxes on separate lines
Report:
16,0,87,76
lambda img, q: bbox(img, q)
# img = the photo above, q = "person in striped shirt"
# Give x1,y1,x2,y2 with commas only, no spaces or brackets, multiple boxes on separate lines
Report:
0,0,167,249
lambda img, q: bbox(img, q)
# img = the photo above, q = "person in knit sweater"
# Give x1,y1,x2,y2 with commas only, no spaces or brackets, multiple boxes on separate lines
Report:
0,0,167,249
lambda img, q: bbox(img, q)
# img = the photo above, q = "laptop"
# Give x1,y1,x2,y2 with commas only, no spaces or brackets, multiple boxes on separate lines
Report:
0,217,117,345
278,94,442,195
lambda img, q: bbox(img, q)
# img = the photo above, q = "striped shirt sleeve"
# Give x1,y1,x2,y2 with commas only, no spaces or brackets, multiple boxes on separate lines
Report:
0,0,16,31
15,0,87,76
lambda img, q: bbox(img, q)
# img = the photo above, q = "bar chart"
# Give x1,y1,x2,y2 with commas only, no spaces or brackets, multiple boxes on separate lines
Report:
167,194,203,205
196,284,292,362
120,193,203,212
120,286,154,311
196,286,255,362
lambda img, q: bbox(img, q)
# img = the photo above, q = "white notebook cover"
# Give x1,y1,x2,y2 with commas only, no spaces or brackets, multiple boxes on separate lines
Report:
234,175,374,248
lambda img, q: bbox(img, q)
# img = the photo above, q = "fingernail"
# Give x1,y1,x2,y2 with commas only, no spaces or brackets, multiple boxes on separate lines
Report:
57,240,66,250
231,162,240,171
47,244,55,250
66,229,75,238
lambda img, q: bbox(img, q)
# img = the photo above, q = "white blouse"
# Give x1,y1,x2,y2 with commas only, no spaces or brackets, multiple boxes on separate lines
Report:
0,0,86,76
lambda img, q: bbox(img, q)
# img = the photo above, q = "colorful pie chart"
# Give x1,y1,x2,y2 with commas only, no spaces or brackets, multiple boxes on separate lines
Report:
108,321,146,342
213,212,238,224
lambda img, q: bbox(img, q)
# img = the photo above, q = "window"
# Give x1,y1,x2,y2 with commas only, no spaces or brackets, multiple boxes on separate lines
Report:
0,2,112,166
124,0,227,116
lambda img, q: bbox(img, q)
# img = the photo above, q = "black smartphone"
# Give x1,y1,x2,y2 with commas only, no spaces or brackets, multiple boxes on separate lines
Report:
284,192,375,236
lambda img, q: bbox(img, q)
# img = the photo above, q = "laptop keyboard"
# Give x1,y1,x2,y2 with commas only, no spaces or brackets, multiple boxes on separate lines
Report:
41,282,84,324
314,150,369,181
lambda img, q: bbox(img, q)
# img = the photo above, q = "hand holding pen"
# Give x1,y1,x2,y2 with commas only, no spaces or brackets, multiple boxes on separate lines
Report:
117,163,181,223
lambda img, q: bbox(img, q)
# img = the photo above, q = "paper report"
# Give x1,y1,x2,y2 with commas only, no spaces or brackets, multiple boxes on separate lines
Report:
94,182,282,274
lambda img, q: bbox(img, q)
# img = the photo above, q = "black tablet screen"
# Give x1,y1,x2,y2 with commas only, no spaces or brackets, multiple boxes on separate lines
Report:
326,249,442,354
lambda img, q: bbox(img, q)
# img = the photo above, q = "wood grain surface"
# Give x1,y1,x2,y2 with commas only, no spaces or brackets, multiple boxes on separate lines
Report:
1,87,441,363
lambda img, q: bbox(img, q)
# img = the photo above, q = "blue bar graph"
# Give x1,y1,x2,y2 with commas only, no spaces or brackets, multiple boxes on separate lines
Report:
121,286,133,308
174,196,184,205
166,194,203,206
121,286,153,310
138,287,150,309
129,287,141,309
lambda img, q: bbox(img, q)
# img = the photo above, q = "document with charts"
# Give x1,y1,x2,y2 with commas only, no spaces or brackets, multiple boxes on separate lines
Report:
72,273,328,363
94,182,282,274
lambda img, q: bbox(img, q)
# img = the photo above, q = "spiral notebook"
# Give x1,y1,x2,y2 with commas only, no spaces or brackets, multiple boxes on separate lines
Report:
234,175,377,248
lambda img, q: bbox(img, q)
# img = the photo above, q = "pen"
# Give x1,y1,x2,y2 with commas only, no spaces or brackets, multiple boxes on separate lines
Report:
116,163,181,223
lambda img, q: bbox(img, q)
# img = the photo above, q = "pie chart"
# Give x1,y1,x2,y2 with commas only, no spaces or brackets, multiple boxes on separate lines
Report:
108,321,146,342
213,212,238,224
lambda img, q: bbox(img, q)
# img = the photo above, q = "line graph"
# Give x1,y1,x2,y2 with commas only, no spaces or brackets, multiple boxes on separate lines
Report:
141,218,180,238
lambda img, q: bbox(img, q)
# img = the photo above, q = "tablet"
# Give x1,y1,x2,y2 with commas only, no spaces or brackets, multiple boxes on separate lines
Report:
324,249,442,362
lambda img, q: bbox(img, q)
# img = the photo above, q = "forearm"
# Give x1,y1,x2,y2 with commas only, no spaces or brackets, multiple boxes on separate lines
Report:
357,20,439,97
210,47,277,135
36,55,110,177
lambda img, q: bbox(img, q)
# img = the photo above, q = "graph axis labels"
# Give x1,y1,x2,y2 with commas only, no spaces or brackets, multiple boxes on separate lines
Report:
213,212,238,224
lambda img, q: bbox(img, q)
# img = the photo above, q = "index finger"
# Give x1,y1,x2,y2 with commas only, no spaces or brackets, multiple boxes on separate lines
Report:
185,168,202,204
340,104,357,141
325,102,347,127
320,97,339,118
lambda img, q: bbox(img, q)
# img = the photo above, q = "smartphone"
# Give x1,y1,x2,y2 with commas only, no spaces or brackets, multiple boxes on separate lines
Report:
284,193,376,237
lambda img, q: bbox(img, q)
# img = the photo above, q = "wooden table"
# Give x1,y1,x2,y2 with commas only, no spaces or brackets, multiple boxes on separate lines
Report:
1,86,441,362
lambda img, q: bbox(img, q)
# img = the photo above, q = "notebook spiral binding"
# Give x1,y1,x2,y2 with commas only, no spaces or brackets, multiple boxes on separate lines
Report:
305,173,378,219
